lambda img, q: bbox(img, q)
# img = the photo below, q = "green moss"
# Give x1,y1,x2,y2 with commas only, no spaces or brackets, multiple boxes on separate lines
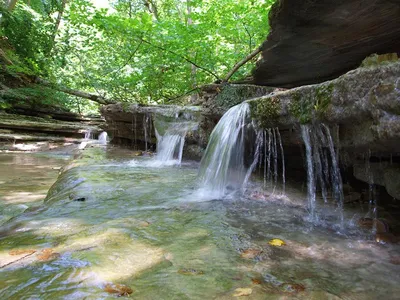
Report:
121,102,132,112
288,92,313,124
214,85,271,110
361,53,399,67
287,83,333,124
249,96,280,128
314,83,334,114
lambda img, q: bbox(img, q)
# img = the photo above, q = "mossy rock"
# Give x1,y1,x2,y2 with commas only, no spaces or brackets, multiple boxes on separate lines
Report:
214,84,272,110
249,95,281,127
288,83,334,124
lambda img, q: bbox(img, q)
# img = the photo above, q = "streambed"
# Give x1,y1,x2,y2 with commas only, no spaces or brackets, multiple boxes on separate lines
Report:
0,148,399,299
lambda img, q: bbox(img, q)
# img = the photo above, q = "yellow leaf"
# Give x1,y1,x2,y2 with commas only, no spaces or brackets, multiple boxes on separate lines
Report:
233,288,252,297
268,238,286,247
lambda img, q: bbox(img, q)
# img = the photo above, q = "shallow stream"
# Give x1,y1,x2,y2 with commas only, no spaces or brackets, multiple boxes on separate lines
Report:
0,148,399,299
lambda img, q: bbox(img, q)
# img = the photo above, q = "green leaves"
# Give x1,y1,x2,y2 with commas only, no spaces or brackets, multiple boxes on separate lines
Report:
2,0,276,108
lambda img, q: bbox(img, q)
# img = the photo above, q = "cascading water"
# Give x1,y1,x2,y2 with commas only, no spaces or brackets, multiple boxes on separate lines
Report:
143,113,152,152
300,124,344,225
154,118,197,166
198,103,250,197
198,102,286,198
244,127,286,194
84,129,92,140
365,151,378,234
98,131,108,145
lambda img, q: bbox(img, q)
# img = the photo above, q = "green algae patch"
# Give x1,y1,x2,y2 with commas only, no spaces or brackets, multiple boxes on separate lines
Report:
288,83,334,124
361,53,399,68
214,84,273,110
249,95,281,128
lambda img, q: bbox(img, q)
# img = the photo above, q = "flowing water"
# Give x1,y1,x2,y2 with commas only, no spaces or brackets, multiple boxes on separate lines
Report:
198,103,286,199
0,153,69,226
198,103,251,197
98,132,108,145
301,124,344,225
0,148,399,299
154,117,198,166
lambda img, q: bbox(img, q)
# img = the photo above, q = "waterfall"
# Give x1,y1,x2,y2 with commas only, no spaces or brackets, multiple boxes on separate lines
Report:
143,113,152,152
154,118,197,166
300,124,344,224
98,132,108,145
198,103,250,196
84,129,92,140
365,151,378,233
198,103,286,198
301,125,317,220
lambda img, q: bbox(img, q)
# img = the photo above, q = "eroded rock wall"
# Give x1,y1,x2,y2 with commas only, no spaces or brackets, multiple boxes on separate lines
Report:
253,0,400,87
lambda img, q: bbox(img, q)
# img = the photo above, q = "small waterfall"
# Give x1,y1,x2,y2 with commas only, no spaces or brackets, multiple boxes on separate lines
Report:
300,124,344,224
154,118,197,165
301,125,317,220
84,129,92,140
247,127,286,193
198,102,286,197
98,132,108,145
365,151,378,234
198,103,250,196
143,113,152,152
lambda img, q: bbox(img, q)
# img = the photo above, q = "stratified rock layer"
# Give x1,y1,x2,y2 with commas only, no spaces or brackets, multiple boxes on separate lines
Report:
249,61,400,153
249,60,400,199
253,0,400,87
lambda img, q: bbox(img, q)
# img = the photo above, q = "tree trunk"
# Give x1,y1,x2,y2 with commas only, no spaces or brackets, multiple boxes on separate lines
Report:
7,0,18,11
36,78,116,105
49,0,68,54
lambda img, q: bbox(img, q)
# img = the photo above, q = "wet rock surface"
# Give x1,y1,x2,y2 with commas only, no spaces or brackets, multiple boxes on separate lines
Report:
354,162,400,200
0,112,103,152
253,0,400,87
100,103,202,158
248,61,400,154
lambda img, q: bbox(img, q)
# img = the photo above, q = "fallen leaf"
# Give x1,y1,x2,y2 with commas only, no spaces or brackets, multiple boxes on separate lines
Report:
104,283,133,296
233,288,253,297
268,239,286,247
37,248,60,261
240,249,263,259
251,278,262,285
9,249,36,256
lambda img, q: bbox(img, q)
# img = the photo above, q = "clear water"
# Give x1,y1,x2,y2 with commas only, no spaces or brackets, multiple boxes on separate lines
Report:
154,118,198,166
198,103,286,199
1,149,399,299
98,132,108,145
198,103,251,197
301,124,344,225
0,153,69,226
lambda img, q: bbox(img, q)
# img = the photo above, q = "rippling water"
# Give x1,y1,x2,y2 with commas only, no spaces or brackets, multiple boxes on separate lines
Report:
0,148,399,299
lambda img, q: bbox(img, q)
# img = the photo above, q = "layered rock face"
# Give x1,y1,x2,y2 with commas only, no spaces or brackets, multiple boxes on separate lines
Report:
253,0,400,87
100,103,203,159
0,112,103,152
248,60,400,199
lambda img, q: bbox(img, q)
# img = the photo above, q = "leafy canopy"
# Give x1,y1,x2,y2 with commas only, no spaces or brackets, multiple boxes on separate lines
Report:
1,0,276,111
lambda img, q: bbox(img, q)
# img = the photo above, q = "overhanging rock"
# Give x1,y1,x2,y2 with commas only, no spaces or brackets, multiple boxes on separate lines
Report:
253,0,400,87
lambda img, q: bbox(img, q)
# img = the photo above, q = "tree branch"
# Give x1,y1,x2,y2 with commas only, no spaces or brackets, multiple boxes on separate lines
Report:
35,78,115,105
223,46,262,83
138,38,221,81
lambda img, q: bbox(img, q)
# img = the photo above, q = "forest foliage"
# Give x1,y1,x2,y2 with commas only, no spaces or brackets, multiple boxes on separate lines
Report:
0,0,275,114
